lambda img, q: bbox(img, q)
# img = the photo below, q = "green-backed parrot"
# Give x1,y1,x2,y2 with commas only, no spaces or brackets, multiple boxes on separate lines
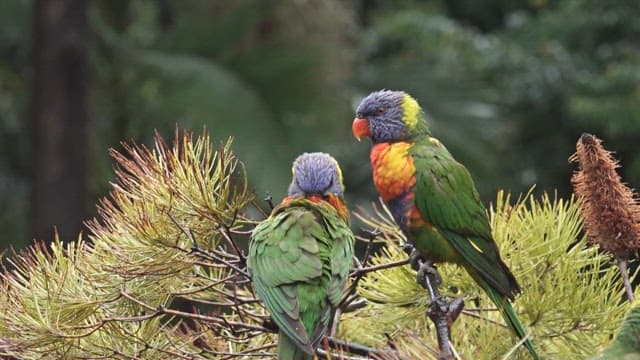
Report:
352,90,540,359
248,152,354,360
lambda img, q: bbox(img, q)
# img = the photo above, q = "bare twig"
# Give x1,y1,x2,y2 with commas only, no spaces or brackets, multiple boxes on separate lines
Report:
264,195,275,210
403,244,463,360
616,255,636,303
338,229,387,311
361,228,380,267
324,336,396,359
250,199,270,218
218,210,245,262
351,258,411,277
190,246,250,278
216,343,277,360
461,310,506,328
120,289,271,333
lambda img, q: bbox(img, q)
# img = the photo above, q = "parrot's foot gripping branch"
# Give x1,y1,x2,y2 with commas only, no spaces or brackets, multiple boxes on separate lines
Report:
403,244,465,360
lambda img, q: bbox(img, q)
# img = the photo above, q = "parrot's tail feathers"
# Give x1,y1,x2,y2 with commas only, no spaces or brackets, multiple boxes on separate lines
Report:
278,331,314,360
486,287,541,360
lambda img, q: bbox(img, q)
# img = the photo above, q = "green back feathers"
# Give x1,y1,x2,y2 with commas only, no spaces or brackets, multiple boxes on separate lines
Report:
248,197,354,357
408,132,539,358
410,138,520,299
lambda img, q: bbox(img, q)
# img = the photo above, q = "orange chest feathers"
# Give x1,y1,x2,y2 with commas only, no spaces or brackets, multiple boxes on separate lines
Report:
370,142,416,202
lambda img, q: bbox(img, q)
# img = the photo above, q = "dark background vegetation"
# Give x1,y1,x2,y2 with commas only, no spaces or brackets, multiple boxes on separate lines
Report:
1,0,639,249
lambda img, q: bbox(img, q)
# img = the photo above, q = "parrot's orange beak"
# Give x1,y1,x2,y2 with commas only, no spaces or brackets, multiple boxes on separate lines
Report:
352,117,371,141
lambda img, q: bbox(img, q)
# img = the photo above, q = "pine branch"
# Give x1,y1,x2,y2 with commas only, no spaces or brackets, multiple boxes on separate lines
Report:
341,191,636,359
0,129,421,359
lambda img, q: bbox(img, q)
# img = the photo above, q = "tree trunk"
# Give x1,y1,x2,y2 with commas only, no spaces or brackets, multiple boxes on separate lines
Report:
30,0,88,242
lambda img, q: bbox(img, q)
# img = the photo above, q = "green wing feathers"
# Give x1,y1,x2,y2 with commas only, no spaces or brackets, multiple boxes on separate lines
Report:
248,199,354,357
446,230,520,300
411,138,539,358
411,139,520,298
473,271,540,360
277,333,314,360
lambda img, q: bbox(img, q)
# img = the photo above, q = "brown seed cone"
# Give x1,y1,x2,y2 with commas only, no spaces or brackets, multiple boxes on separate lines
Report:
570,133,640,256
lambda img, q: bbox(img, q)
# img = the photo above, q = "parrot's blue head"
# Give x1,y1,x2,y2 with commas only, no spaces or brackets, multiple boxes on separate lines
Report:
288,152,344,197
352,89,430,143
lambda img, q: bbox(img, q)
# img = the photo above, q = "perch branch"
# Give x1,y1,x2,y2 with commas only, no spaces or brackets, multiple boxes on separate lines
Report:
403,244,464,360
616,255,635,303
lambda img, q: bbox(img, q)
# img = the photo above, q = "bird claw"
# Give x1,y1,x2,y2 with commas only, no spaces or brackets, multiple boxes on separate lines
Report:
416,260,442,288
404,244,439,285
427,296,449,321
427,296,465,326
447,297,465,324
402,243,424,271
404,244,458,324
402,243,414,255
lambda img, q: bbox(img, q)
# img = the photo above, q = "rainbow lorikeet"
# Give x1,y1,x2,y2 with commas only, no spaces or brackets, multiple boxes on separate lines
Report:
352,90,540,359
248,153,354,360
591,301,640,360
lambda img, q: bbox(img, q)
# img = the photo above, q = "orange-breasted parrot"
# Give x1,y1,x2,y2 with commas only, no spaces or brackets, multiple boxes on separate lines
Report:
352,90,540,359
248,152,354,360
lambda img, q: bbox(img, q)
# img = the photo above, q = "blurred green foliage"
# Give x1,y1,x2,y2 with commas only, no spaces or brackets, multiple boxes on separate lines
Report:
353,0,640,197
0,0,30,248
1,0,640,248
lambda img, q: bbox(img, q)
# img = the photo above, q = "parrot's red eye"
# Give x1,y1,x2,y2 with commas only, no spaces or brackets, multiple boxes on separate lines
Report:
377,107,386,115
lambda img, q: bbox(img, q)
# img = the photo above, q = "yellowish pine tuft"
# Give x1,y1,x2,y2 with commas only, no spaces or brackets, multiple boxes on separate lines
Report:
0,129,277,359
342,191,635,359
570,133,640,256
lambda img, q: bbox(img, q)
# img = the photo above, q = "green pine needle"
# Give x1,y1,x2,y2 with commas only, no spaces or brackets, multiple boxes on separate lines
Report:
343,191,635,360
0,131,635,359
